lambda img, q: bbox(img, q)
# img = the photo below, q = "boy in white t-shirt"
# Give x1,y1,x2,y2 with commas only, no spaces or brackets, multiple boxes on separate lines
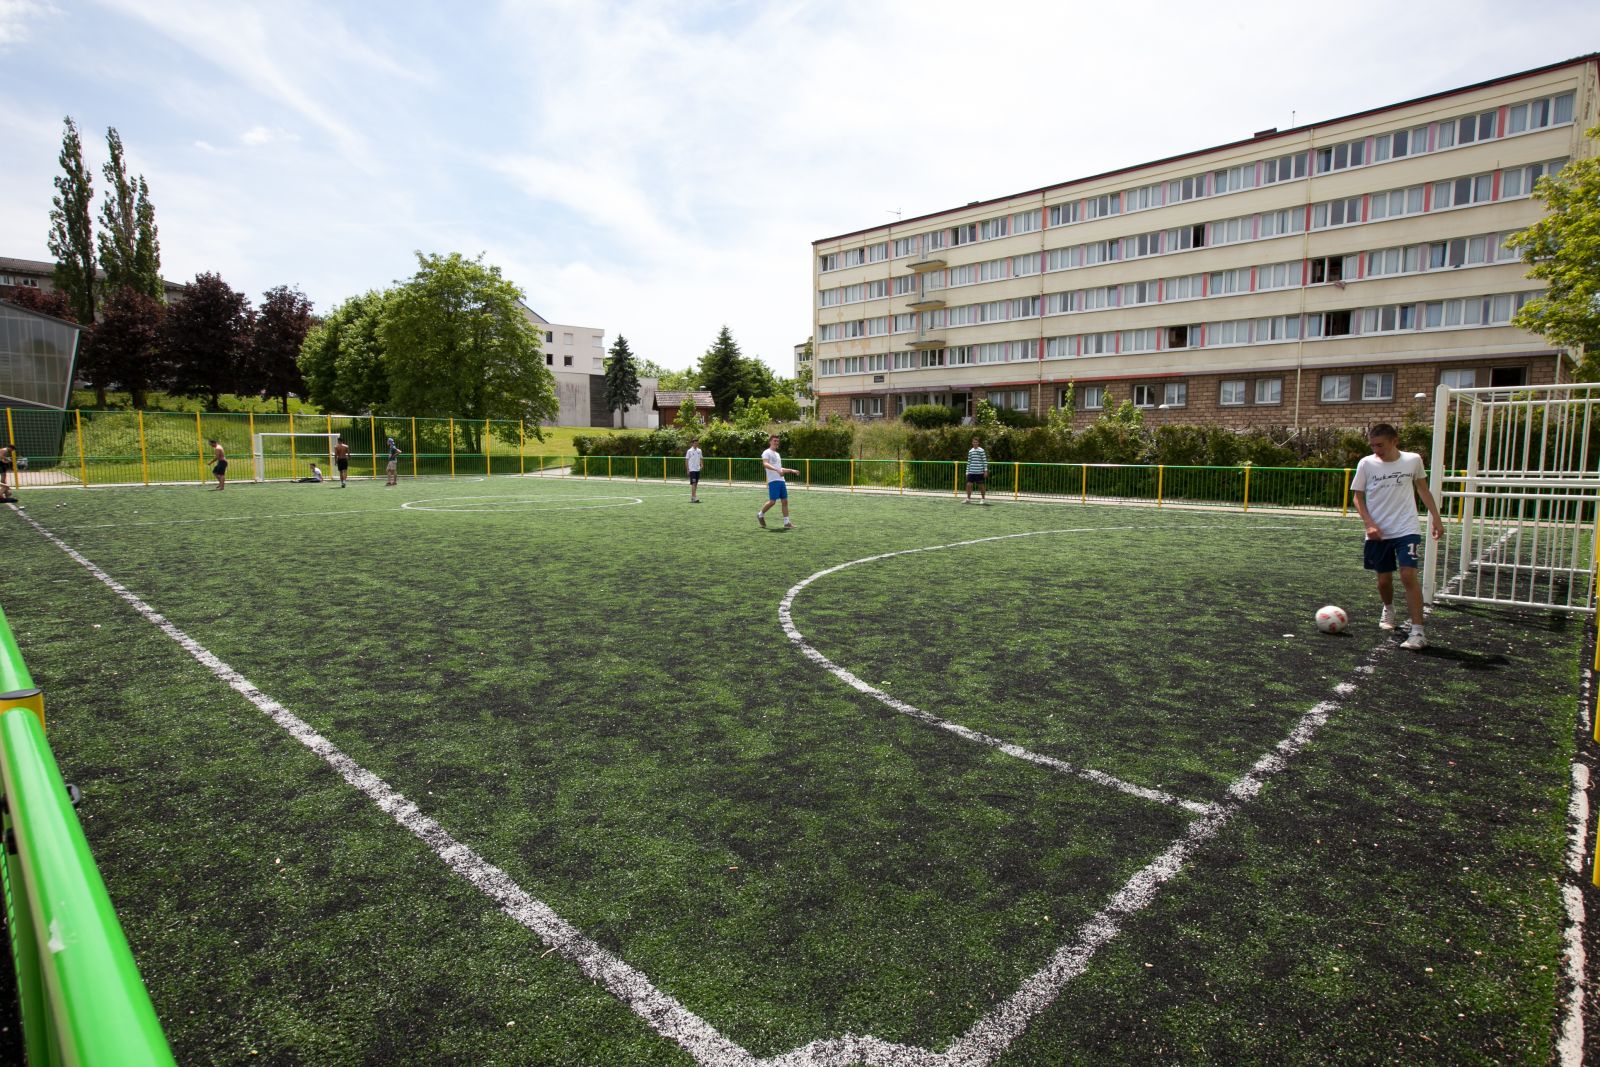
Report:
1350,423,1444,650
758,434,798,529
686,439,704,503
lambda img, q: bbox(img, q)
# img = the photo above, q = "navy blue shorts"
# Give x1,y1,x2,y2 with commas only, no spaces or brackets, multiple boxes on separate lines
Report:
767,480,788,501
336,458,349,471
1364,534,1422,573
967,472,986,484
689,470,700,485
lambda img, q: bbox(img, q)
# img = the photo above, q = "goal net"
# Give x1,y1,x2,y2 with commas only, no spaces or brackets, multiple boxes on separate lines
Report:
1423,381,1600,614
252,433,340,483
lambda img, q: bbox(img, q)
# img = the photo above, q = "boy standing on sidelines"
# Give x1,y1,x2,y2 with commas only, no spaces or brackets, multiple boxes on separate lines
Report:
1350,423,1444,650
686,438,703,503
209,439,227,490
758,434,798,530
334,437,350,487
385,437,401,486
965,436,988,504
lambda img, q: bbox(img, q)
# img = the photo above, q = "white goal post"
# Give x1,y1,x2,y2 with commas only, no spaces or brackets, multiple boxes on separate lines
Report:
1423,381,1600,614
252,433,341,482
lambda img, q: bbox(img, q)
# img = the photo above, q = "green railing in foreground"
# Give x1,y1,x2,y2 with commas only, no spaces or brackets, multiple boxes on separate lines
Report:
0,607,175,1067
549,455,1361,514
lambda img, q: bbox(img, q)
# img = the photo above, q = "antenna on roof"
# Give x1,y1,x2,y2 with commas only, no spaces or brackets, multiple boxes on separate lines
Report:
1291,109,1296,127
887,209,902,220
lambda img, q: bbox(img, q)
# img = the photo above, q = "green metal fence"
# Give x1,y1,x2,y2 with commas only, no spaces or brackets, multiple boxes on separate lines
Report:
0,605,175,1067
536,454,1358,514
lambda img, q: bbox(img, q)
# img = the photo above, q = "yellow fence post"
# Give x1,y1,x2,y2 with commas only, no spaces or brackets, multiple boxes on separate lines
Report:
136,410,149,485
409,417,416,479
584,456,589,479
248,412,256,480
806,458,811,488
1242,464,1252,512
485,419,492,478
195,411,205,483
1342,469,1352,517
727,457,732,485
899,459,904,495
448,418,456,478
519,421,525,477
954,460,959,497
1,409,14,486
1157,464,1165,508
1081,464,1087,504
850,458,855,493
540,455,546,477
73,410,88,487
326,413,333,438
370,415,379,480
288,410,297,473
1013,463,1019,500
663,454,668,483
633,455,639,481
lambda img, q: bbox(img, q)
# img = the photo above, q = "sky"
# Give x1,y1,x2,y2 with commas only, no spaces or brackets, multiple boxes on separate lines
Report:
2,1,1598,376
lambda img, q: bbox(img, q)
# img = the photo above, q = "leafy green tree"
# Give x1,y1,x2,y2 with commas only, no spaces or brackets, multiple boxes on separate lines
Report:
674,395,704,435
47,117,97,327
736,354,778,401
163,272,253,410
758,393,800,421
642,359,699,391
96,128,164,302
250,285,313,413
697,325,746,416
796,339,813,401
84,287,165,409
603,334,641,426
1509,128,1600,377
299,291,392,414
380,252,556,449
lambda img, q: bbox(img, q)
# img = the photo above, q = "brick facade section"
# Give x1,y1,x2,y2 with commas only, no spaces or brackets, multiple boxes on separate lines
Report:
817,354,1557,431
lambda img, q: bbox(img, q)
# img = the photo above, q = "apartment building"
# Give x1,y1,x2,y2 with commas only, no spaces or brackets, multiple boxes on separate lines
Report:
811,56,1599,430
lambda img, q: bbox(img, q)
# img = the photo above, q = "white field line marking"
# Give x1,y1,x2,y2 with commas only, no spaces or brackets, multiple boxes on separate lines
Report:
15,510,755,1067
400,495,644,513
1558,663,1593,1067
780,524,1305,816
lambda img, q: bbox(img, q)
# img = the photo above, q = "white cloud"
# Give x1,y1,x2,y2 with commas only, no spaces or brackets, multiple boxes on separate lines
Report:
0,0,55,47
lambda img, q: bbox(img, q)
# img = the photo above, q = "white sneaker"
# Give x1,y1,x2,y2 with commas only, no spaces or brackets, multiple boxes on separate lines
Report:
757,512,766,528
1401,629,1428,651
784,521,795,529
1378,607,1396,631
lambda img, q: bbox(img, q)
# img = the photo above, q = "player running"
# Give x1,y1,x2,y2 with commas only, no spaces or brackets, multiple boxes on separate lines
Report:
1350,423,1444,650
758,434,798,530
334,437,350,487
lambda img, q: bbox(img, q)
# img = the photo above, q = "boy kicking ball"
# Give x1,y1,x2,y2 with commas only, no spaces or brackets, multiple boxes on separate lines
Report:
758,434,798,530
1350,423,1444,650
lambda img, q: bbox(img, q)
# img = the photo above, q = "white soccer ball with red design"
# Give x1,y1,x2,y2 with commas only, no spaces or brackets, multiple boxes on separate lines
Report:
1314,605,1348,634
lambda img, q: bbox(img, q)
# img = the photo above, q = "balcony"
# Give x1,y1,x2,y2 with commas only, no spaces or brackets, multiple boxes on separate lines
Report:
907,337,946,350
906,297,945,311
906,258,947,273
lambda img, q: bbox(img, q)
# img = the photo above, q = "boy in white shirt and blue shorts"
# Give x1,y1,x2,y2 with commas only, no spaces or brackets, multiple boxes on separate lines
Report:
758,434,798,529
1350,423,1445,650
686,439,703,503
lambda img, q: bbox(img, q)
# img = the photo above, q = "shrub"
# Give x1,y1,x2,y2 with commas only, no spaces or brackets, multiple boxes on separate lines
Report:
900,404,958,429
783,421,854,459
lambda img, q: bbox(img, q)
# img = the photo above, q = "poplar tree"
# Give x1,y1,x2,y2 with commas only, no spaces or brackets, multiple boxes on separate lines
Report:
98,129,164,301
47,117,97,325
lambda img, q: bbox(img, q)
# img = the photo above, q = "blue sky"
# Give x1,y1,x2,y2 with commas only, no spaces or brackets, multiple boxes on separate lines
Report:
3,0,1598,375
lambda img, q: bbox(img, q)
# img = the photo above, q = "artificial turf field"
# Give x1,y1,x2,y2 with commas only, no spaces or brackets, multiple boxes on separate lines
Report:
0,472,1590,1065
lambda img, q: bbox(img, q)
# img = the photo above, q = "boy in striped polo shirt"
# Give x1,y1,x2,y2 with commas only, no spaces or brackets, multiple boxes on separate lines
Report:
965,436,988,504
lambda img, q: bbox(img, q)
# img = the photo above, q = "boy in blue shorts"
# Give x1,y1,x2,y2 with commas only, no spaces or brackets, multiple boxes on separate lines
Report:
1351,423,1444,650
758,434,798,529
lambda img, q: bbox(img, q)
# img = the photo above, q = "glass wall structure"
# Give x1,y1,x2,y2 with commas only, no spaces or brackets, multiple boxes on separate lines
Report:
0,302,80,410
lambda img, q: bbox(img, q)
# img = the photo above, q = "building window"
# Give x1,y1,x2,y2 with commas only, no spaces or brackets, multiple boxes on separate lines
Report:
1163,382,1187,408
1132,384,1157,408
1321,375,1352,403
563,355,573,367
1255,378,1283,405
1440,369,1476,390
851,396,884,418
1166,325,1192,349
1220,380,1246,407
563,332,574,345
990,389,1030,411
545,354,553,366
1080,384,1106,410
1362,372,1394,401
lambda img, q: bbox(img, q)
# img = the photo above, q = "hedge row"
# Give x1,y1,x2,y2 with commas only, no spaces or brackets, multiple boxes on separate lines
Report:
572,423,855,460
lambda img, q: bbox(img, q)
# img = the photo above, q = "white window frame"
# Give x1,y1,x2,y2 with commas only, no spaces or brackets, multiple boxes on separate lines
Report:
1320,374,1352,403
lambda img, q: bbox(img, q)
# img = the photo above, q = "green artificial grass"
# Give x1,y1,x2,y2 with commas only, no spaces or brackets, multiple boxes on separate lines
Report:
0,473,1585,1065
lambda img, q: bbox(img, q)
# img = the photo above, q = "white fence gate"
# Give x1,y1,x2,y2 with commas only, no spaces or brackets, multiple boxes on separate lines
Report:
1424,381,1600,614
